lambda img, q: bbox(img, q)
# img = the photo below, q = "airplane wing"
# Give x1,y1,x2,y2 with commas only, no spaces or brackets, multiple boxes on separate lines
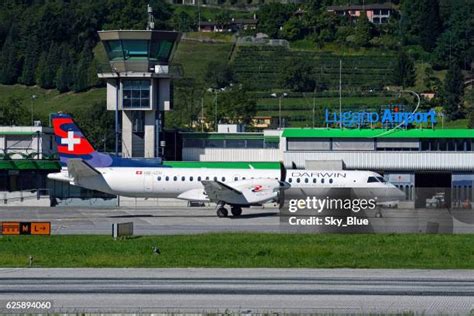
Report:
67,158,101,181
200,180,244,204
199,179,280,205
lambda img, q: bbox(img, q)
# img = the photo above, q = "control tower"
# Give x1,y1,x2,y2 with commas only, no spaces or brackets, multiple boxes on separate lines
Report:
97,7,181,158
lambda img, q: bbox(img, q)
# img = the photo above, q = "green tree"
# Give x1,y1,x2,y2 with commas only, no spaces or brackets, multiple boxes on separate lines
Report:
353,11,373,47
402,0,442,51
205,61,234,90
0,97,29,126
171,11,195,32
468,108,474,129
19,35,40,86
256,3,296,38
73,102,115,152
442,62,464,120
0,28,20,85
467,90,474,128
208,87,257,126
392,51,416,88
73,48,93,92
433,6,474,69
281,59,316,92
55,47,74,93
36,43,61,89
281,16,304,41
423,66,442,92
167,79,204,129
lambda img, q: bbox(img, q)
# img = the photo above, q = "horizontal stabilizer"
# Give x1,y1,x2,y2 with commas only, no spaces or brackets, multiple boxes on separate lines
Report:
67,158,101,180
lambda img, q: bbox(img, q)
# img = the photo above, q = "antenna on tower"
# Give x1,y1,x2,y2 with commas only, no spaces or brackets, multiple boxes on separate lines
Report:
147,4,155,30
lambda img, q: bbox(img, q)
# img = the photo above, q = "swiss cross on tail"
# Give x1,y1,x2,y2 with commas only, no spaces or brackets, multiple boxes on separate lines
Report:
61,131,81,151
52,114,95,156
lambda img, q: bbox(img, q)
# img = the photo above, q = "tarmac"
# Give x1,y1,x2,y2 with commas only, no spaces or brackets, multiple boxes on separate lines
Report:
0,268,473,314
0,204,473,234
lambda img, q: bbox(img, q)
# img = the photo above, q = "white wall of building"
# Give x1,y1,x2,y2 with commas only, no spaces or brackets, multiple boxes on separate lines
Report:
183,148,282,162
284,151,474,171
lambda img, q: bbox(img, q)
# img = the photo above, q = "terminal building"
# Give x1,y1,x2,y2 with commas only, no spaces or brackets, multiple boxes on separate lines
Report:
0,126,58,193
180,127,474,209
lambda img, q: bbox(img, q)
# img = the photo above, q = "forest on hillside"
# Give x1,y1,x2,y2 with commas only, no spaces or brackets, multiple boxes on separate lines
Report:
0,0,472,131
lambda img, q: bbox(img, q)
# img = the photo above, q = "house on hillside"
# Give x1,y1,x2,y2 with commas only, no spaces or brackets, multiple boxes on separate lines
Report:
198,18,258,33
326,3,397,24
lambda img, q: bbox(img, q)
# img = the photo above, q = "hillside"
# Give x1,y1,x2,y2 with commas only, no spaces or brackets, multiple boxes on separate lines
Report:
0,35,467,129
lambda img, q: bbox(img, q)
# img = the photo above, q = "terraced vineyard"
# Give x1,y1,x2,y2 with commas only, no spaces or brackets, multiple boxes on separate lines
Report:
233,46,396,91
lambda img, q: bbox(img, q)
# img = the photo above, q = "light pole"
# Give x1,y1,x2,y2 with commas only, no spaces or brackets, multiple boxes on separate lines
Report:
271,92,287,128
31,95,37,125
208,87,225,131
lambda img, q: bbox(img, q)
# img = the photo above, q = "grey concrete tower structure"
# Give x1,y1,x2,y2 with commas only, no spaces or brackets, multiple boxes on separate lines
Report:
97,29,181,158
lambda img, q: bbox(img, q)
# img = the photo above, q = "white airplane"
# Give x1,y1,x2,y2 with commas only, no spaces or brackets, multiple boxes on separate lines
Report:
48,113,404,217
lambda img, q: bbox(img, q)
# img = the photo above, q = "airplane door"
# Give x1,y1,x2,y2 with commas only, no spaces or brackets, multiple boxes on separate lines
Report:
144,173,153,193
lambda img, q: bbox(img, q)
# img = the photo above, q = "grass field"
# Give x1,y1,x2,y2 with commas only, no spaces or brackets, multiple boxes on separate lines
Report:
1,233,473,269
174,39,234,82
0,84,105,124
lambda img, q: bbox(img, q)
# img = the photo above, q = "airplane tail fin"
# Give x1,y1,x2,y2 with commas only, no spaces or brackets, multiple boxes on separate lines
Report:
51,113,113,168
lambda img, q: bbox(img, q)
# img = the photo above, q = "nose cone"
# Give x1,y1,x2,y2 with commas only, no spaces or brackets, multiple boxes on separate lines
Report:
380,186,405,204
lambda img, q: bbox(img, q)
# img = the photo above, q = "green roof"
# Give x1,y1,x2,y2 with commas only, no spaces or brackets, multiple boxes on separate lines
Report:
163,161,280,169
282,128,474,139
0,160,61,170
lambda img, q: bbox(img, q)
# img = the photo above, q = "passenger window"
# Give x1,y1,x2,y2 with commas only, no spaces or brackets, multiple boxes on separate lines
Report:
181,176,185,181
288,178,292,183
222,177,226,182
206,176,209,180
329,179,333,184
296,178,301,183
165,176,169,181
313,178,317,183
173,176,177,181
321,178,325,184
197,176,201,181
234,177,238,181
214,177,217,181
242,177,246,180
305,178,309,183
157,176,161,181
190,177,193,181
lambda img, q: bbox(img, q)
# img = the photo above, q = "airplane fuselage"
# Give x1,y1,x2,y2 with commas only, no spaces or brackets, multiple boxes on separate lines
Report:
50,167,404,203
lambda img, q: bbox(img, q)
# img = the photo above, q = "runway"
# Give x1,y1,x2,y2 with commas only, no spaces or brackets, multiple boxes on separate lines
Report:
0,268,472,314
0,205,473,234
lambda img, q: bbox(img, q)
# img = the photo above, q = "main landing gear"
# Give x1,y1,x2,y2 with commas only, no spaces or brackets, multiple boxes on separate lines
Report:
216,203,242,218
231,206,242,217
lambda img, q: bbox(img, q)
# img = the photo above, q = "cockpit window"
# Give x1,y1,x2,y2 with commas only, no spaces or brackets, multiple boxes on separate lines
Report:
368,176,386,183
367,177,378,183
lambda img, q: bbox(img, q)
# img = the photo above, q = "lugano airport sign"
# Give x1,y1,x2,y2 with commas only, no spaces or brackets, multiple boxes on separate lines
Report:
325,108,438,127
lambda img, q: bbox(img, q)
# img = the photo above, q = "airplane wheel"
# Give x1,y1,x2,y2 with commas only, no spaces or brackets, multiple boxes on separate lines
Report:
231,206,242,217
216,207,228,218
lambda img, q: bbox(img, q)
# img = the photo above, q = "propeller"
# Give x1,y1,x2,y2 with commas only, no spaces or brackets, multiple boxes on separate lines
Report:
277,180,291,209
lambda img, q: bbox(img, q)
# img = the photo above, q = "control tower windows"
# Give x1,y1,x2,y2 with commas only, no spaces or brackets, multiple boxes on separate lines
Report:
122,40,148,60
150,40,173,62
123,80,150,108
